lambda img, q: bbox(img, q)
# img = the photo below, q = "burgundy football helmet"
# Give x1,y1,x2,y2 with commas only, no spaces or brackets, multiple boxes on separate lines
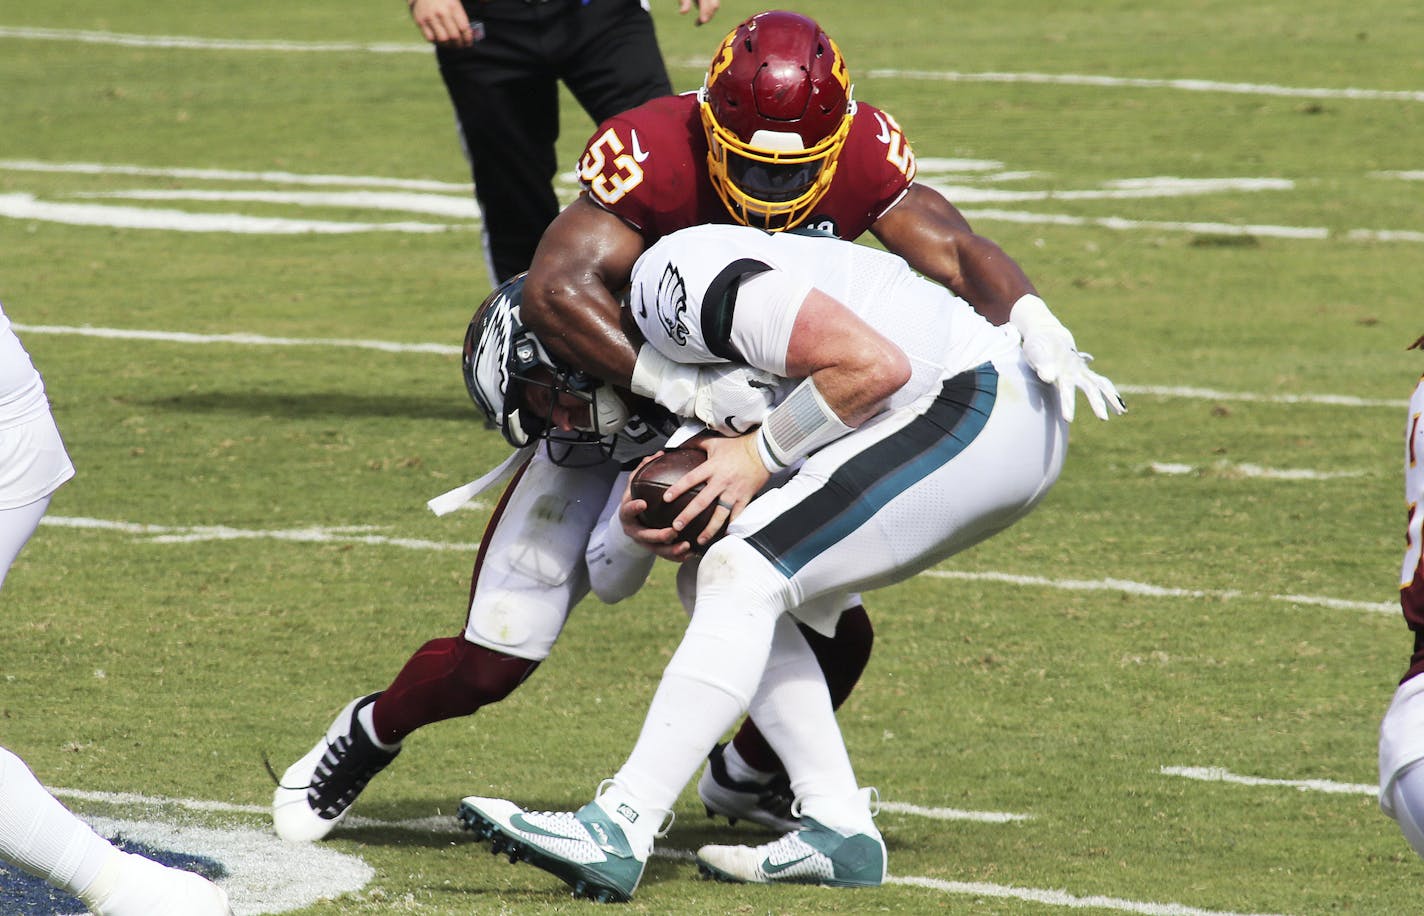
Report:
699,11,854,231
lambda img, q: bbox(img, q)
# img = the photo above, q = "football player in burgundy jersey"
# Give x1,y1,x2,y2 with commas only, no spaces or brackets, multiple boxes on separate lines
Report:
522,11,1121,425
517,6,1121,837
1379,334,1424,859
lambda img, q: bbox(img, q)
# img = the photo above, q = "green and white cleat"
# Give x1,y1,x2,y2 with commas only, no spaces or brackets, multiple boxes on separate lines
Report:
458,796,647,903
696,816,886,888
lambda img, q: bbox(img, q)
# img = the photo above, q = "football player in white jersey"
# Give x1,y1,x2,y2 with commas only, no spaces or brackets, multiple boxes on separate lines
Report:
1378,333,1424,858
458,225,1123,901
272,275,875,843
0,304,231,915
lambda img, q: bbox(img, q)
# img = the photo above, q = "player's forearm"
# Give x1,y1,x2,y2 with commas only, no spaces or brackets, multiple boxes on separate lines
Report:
952,233,1036,326
526,289,638,384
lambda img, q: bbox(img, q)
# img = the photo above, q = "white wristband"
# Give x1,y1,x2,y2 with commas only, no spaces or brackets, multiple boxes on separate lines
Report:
756,376,853,472
630,344,699,417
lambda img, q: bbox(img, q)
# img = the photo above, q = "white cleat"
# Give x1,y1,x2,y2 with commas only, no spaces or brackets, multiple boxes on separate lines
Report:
696,816,886,888
458,795,648,903
272,693,399,842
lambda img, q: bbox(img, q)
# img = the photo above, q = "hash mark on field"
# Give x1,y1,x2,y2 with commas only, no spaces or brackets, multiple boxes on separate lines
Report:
1161,766,1378,796
1147,461,1366,480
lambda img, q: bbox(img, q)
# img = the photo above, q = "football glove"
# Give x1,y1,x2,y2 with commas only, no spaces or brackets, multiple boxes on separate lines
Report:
1010,295,1126,423
632,345,781,436
692,365,782,436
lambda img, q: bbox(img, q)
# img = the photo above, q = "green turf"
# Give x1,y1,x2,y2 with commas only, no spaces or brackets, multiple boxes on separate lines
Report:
2,1,1421,912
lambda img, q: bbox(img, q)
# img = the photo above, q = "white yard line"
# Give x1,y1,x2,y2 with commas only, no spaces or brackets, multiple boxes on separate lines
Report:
0,193,462,234
0,25,427,54
11,323,462,355
0,158,470,191
0,159,1416,244
2,24,1409,113
922,569,1395,615
51,786,1285,915
1147,462,1366,481
8,322,1410,411
39,516,478,552
40,516,1397,613
888,876,1287,916
1160,766,1378,797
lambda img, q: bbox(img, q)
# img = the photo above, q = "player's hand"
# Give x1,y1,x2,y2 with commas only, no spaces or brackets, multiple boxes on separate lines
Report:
677,0,719,26
691,365,782,436
620,456,697,562
408,0,474,47
664,434,767,549
1011,295,1126,422
1042,350,1127,423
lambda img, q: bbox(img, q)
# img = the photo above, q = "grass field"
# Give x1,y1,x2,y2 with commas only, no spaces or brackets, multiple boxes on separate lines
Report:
2,2,1422,913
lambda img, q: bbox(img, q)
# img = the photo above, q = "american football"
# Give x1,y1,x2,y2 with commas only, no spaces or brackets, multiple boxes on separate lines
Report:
630,448,717,547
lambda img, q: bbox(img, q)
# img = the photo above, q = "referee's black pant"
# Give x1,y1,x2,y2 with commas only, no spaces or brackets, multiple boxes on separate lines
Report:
436,0,674,283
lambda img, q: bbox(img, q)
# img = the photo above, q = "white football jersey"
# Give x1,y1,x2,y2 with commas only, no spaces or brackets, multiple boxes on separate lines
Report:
627,225,1019,411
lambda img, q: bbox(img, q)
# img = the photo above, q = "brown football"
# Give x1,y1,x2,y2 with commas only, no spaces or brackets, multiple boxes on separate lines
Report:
630,448,717,549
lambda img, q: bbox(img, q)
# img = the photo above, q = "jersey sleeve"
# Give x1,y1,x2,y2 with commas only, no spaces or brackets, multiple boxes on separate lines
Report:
575,95,708,238
811,102,919,237
628,226,809,376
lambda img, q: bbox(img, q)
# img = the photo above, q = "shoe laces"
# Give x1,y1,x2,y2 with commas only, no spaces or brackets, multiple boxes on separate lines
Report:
308,725,396,818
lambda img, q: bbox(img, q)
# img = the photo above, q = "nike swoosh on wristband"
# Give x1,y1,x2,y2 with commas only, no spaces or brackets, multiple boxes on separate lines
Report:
762,853,815,875
723,415,749,435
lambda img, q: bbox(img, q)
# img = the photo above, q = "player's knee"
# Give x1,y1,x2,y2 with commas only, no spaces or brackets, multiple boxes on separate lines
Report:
696,537,793,620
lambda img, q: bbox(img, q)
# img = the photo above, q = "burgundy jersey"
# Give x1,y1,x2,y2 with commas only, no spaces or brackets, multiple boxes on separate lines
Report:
574,92,917,244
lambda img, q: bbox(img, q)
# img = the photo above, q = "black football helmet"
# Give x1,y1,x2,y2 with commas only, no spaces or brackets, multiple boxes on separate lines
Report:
463,273,630,464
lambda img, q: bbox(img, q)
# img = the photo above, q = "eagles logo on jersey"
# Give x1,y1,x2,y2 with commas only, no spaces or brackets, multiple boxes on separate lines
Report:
654,264,690,347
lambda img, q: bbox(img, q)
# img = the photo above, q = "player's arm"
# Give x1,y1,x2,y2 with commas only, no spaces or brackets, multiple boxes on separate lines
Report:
524,199,779,434
874,183,1126,422
523,196,644,383
869,183,1032,327
669,285,911,545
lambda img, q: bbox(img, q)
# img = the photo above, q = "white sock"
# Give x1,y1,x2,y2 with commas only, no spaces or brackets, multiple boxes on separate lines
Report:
357,700,400,752
0,746,116,897
720,742,772,783
746,615,861,809
799,787,879,836
613,539,786,818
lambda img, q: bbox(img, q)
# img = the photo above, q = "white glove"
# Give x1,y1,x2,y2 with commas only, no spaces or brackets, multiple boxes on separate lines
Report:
691,364,782,435
630,345,780,435
1009,294,1126,423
